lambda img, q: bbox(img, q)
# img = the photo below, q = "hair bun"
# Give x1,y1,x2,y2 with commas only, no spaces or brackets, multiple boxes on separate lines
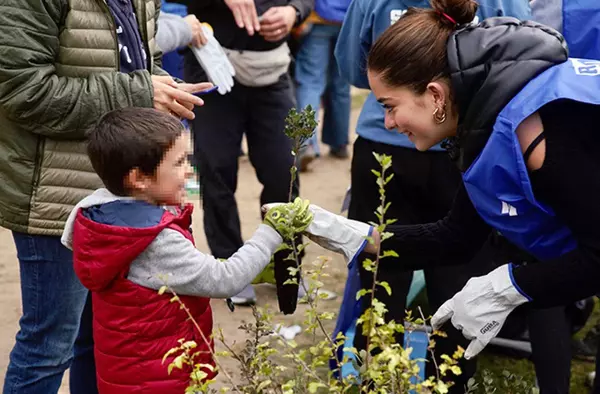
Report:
430,0,478,25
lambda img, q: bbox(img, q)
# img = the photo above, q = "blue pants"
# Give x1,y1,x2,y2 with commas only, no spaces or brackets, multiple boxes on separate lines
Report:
3,233,97,394
294,23,351,155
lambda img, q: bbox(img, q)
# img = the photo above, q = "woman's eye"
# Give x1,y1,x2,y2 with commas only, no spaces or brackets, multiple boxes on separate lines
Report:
384,105,393,114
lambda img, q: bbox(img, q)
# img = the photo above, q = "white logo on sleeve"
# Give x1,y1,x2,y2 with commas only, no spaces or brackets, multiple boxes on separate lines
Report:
390,9,407,24
501,201,518,217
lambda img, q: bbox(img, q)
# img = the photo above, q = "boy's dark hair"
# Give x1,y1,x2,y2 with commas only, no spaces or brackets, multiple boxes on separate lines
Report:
87,108,184,196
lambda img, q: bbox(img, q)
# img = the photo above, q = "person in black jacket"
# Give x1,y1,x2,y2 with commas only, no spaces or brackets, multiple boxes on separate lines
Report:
358,0,600,389
180,0,313,308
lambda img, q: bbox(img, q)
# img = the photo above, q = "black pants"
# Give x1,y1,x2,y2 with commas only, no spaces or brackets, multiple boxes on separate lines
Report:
528,307,572,394
348,137,482,391
183,53,299,259
489,236,572,394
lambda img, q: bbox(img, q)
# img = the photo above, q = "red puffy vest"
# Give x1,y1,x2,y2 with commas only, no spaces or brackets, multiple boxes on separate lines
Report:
72,204,216,393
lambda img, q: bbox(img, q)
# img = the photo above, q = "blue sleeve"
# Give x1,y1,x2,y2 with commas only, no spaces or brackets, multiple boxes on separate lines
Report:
531,0,562,31
477,0,531,20
334,0,373,89
506,0,532,20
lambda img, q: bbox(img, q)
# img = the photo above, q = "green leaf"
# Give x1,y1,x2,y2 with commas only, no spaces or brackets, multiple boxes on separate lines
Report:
379,281,392,296
356,289,369,300
308,382,326,393
382,250,399,258
173,354,184,370
257,380,272,391
362,258,375,272
161,348,178,364
319,312,335,320
381,231,393,242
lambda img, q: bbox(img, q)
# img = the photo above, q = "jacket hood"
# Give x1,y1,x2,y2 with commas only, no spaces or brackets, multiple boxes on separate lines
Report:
63,189,191,291
445,17,568,171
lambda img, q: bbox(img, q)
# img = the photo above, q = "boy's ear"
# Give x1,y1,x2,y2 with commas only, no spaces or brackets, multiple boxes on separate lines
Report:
124,167,150,193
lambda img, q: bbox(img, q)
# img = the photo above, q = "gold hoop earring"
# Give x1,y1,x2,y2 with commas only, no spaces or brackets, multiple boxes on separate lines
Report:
433,106,447,124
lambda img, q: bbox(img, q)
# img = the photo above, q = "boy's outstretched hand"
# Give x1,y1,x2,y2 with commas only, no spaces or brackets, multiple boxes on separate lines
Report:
263,197,313,239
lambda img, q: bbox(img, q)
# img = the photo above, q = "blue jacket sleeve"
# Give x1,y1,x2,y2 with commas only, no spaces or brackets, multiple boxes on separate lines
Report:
478,0,531,20
504,0,532,20
334,0,372,89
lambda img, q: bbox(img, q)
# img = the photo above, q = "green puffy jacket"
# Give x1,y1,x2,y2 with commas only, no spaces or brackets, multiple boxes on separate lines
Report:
0,0,169,236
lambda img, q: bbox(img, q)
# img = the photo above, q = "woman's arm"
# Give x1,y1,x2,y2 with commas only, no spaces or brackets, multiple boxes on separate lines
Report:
384,183,491,269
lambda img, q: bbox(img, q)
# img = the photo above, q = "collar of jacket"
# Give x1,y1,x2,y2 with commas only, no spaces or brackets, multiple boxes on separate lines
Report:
444,17,568,171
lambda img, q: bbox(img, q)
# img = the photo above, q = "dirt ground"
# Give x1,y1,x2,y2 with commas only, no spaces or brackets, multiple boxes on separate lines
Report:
0,107,363,391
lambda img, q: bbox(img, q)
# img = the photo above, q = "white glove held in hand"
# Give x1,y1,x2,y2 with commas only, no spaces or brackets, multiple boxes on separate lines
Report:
263,203,373,265
431,264,529,360
190,25,235,95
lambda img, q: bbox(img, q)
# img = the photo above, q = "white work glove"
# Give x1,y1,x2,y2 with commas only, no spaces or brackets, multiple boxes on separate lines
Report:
263,203,373,265
431,264,530,360
190,25,235,95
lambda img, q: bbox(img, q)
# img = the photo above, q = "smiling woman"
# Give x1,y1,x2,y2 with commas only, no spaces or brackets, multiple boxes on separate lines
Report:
331,0,533,390
366,0,600,379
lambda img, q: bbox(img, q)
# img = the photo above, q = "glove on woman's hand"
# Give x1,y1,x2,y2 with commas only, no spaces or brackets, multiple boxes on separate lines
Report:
431,264,530,360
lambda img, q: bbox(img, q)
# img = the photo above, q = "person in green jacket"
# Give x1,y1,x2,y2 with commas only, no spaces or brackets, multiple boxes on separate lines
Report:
0,0,211,392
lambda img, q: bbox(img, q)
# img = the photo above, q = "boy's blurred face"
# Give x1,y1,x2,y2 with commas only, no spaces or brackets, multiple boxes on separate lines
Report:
144,133,193,206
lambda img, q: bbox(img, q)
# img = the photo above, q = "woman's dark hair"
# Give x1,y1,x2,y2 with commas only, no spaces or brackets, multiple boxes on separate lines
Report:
87,108,184,196
368,0,478,94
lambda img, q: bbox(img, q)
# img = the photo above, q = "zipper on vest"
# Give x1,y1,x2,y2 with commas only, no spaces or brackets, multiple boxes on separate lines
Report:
96,0,121,70
31,137,45,189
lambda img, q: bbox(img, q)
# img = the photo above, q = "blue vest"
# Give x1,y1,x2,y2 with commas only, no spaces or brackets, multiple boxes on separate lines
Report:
563,0,600,60
463,58,600,261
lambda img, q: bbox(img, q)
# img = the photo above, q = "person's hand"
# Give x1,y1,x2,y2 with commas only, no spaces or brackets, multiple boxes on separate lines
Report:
224,0,260,36
263,198,313,238
151,76,213,120
431,264,530,360
189,25,236,95
263,202,373,264
184,15,208,47
259,6,296,42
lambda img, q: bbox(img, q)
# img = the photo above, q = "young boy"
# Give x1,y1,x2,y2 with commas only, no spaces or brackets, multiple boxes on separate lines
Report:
60,107,312,394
